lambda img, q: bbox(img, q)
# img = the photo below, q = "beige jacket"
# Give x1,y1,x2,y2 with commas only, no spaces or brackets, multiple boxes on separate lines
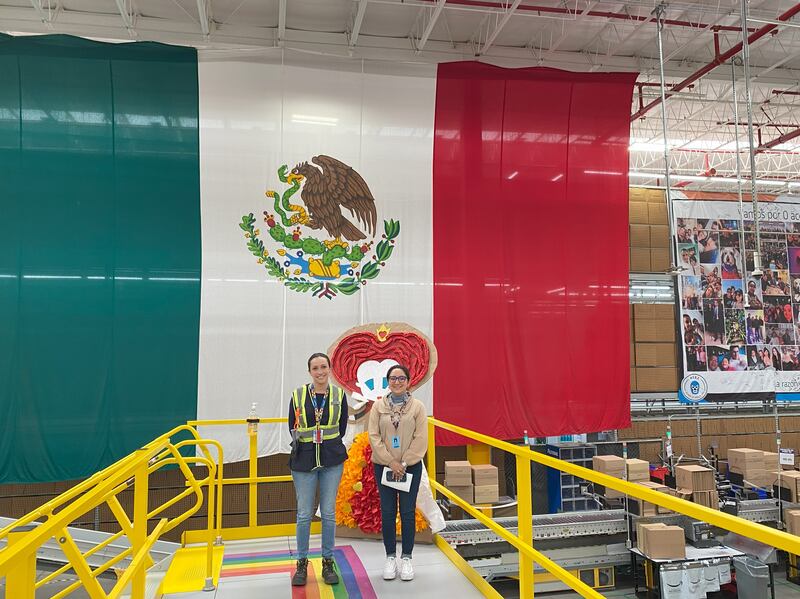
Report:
368,395,428,467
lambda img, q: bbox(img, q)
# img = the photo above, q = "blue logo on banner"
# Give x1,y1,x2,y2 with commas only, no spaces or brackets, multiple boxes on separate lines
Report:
680,374,708,403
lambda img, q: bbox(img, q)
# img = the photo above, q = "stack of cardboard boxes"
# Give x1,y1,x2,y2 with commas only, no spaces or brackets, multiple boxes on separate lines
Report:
445,461,474,503
592,455,625,498
444,461,500,505
472,464,499,504
728,448,780,489
675,465,718,509
629,188,669,273
631,304,678,392
632,480,674,516
636,522,686,560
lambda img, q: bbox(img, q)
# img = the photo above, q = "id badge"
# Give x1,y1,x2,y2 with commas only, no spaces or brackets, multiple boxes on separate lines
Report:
313,428,323,444
391,435,400,449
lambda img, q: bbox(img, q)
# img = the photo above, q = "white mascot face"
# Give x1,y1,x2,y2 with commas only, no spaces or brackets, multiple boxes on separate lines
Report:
355,359,400,401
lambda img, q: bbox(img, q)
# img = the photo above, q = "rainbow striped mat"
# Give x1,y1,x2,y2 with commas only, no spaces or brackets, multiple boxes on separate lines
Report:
221,545,378,599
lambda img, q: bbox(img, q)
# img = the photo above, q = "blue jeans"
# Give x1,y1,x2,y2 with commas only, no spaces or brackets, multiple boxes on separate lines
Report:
292,462,344,559
374,461,423,557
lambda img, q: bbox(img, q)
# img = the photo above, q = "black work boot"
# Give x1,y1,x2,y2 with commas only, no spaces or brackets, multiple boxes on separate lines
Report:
292,558,308,586
322,557,339,584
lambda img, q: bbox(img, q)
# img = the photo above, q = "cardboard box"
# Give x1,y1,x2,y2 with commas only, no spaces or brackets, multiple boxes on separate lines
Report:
759,471,779,489
652,303,675,320
634,304,655,319
651,248,670,271
626,458,651,481
675,465,715,492
630,247,651,272
448,484,474,504
593,455,625,498
786,509,800,535
635,343,677,367
636,522,666,555
630,201,649,224
655,319,677,341
729,449,764,473
648,202,668,225
473,484,499,505
645,526,686,560
646,189,666,204
471,464,499,485
593,455,626,474
763,452,780,471
445,461,472,478
778,471,800,502
692,489,719,510
630,224,651,248
445,476,473,487
650,224,670,248
630,367,637,391
636,367,678,391
632,481,672,515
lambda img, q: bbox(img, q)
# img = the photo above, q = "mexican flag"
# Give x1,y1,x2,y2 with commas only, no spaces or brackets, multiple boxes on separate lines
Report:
0,35,634,482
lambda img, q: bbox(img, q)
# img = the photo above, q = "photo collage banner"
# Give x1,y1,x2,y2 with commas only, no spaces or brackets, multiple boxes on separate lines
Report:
675,199,800,401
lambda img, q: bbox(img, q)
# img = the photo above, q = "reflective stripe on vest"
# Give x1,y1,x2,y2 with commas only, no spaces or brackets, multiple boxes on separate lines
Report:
292,385,343,443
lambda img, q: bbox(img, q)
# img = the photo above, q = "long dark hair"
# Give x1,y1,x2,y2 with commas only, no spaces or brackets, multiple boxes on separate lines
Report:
307,352,331,370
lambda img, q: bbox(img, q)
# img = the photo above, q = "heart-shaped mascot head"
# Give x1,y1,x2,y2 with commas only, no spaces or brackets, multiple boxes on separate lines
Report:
328,323,437,425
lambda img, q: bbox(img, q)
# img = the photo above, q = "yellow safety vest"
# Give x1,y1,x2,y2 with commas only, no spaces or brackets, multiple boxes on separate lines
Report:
292,385,343,443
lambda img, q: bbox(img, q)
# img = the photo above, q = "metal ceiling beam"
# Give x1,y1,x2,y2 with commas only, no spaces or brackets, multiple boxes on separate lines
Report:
196,0,210,37
413,0,446,53
350,0,369,47
539,0,598,61
278,0,287,43
29,0,53,26
479,0,521,55
113,0,135,37
630,2,800,122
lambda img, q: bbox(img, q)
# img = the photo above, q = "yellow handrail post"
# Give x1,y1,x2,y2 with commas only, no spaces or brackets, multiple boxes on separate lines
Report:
515,455,534,599
204,470,217,592
427,419,437,499
249,425,259,527
131,456,150,599
5,524,38,599
467,443,491,465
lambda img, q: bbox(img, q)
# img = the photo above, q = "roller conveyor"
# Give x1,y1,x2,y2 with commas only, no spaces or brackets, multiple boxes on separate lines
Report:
439,509,627,546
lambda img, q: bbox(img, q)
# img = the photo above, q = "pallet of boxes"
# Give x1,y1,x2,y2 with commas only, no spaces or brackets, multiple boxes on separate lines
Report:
727,448,780,491
444,460,499,513
675,465,718,509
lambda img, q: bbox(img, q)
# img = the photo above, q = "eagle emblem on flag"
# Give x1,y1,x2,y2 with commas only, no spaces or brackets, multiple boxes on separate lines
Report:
239,155,399,299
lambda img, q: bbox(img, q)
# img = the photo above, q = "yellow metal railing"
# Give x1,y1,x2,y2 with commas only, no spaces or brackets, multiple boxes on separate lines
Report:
0,424,223,599
426,417,800,599
5,415,800,599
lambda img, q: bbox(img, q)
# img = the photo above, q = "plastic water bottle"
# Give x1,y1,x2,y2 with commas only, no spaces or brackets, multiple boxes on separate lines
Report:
523,429,529,446
247,402,259,435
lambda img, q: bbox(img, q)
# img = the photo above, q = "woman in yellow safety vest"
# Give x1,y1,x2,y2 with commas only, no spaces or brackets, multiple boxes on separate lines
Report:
289,352,349,587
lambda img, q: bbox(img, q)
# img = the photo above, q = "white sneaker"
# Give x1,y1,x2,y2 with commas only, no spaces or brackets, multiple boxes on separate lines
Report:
383,556,398,580
400,557,414,581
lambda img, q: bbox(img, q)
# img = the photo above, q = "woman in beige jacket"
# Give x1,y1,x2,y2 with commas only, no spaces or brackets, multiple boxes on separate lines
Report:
368,364,428,582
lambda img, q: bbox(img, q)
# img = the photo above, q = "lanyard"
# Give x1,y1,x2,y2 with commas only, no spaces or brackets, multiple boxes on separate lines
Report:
309,385,329,425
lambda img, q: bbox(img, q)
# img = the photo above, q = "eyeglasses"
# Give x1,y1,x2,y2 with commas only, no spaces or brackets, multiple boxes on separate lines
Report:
388,376,408,382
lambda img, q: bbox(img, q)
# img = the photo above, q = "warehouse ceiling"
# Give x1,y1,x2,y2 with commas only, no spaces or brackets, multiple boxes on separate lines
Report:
4,0,800,191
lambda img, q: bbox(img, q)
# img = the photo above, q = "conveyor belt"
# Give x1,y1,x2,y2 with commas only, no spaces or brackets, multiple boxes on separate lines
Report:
439,510,627,546
735,498,780,523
